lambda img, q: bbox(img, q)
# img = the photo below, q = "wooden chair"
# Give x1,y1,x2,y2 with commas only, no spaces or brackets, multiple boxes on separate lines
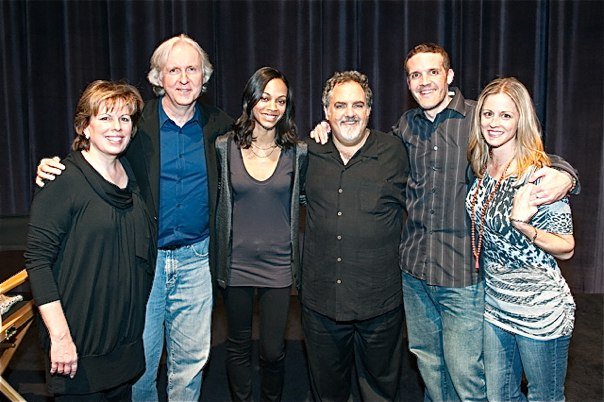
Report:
0,270,34,402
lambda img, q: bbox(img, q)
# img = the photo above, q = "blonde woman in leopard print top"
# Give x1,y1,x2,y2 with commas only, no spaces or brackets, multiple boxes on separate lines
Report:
466,77,575,402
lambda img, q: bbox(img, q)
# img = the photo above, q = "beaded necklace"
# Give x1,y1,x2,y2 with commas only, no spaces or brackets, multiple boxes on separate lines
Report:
470,159,513,271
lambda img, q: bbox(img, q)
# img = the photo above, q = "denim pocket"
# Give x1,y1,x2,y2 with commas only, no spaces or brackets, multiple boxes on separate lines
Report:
191,238,210,258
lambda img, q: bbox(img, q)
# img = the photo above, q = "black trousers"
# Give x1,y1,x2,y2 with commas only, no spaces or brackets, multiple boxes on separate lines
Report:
54,381,132,401
223,286,291,402
302,304,404,402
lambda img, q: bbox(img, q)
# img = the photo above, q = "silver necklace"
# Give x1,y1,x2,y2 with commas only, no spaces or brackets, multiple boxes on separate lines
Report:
248,146,278,159
251,142,277,151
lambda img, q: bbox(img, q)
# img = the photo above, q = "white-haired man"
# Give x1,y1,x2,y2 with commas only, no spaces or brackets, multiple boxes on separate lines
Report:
36,34,233,401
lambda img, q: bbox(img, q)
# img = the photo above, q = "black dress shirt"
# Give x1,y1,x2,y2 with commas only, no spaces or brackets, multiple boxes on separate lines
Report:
301,130,408,321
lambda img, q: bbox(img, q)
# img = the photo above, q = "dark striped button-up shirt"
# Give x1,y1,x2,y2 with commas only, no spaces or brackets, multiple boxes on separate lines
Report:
393,88,480,288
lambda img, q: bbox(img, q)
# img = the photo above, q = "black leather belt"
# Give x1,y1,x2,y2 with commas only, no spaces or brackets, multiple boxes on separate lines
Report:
159,244,185,251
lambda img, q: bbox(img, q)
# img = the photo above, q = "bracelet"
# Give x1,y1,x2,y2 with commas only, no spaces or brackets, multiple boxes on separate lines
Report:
554,168,577,193
569,175,578,193
530,226,538,243
509,216,530,224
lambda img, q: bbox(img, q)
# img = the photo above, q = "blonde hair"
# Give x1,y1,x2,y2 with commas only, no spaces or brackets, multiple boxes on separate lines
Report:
72,80,144,151
147,34,213,96
468,77,550,178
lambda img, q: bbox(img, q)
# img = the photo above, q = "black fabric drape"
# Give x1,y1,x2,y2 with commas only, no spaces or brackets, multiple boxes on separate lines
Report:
1,0,602,292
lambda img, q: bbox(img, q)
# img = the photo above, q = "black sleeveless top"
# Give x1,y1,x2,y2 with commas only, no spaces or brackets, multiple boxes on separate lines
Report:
229,144,294,287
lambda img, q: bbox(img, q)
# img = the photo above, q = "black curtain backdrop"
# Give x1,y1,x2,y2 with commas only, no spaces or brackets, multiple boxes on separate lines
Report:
1,0,602,292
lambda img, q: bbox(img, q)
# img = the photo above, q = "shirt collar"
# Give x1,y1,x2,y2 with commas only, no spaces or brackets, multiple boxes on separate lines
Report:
356,129,379,158
411,87,467,123
309,129,378,159
446,87,470,117
158,97,202,128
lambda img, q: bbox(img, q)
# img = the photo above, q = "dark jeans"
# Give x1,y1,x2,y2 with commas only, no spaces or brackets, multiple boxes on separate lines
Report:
302,304,404,402
54,381,132,401
223,286,291,402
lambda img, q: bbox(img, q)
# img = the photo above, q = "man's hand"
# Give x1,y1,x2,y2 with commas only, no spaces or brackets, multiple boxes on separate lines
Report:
35,156,65,187
528,166,572,206
309,121,331,144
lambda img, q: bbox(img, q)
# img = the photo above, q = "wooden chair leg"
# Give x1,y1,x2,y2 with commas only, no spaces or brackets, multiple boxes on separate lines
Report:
0,376,26,402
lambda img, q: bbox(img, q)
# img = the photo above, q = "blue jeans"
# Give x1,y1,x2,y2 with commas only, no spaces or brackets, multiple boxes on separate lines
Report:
132,238,213,402
484,321,571,402
402,272,486,402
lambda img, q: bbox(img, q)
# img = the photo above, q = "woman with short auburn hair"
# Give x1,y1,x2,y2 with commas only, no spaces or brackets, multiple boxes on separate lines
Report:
25,80,154,401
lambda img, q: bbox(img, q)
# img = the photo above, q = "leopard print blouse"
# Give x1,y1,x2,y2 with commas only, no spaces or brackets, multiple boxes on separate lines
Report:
466,171,575,340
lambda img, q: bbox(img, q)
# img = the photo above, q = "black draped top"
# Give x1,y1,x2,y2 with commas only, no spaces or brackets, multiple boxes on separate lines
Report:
25,150,156,394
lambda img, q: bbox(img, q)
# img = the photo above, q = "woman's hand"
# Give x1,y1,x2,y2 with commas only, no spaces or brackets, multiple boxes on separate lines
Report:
528,166,573,205
38,301,78,378
510,183,575,259
49,333,78,378
511,183,538,223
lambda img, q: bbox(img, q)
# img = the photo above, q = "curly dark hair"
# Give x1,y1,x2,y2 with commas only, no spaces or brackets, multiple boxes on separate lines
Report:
321,71,373,109
233,67,298,149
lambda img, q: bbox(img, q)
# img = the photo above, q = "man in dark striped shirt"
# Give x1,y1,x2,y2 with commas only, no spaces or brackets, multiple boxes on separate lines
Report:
393,43,577,402
309,43,577,401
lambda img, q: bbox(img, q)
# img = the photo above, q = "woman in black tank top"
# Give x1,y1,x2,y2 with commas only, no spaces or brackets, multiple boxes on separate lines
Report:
214,67,307,402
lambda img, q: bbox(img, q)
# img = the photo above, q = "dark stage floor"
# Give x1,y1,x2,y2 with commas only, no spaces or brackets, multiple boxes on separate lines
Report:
0,249,602,402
